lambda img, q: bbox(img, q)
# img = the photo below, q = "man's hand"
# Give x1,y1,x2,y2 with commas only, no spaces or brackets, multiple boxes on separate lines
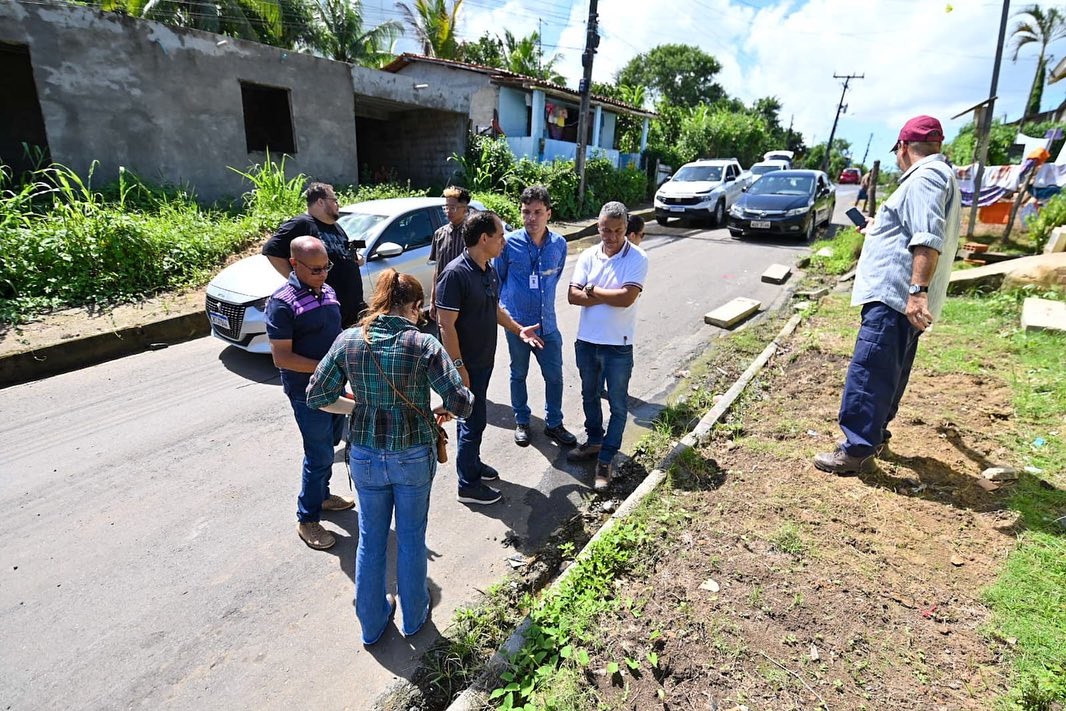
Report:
519,323,544,349
432,405,455,424
905,293,933,332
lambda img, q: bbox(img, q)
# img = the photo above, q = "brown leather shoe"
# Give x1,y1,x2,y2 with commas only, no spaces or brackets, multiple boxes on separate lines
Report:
297,521,336,550
813,448,873,476
321,494,355,511
593,461,612,491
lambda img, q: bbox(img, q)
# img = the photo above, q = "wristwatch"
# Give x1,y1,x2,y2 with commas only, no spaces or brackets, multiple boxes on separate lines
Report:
908,284,929,295
584,283,595,295
453,358,465,369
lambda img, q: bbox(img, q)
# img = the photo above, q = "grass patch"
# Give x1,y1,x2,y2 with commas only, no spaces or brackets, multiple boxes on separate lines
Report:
808,227,865,276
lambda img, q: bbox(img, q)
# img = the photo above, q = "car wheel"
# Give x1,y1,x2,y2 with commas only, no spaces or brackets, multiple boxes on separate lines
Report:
656,216,669,226
803,213,815,241
713,200,726,227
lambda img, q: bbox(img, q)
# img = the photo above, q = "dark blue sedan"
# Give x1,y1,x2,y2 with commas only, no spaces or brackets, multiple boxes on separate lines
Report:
727,169,836,241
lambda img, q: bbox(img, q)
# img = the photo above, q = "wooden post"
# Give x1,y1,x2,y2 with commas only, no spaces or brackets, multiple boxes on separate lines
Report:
864,160,880,214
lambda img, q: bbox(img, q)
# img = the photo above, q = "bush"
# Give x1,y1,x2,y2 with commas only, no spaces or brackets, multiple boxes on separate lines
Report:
471,191,520,229
1028,191,1066,252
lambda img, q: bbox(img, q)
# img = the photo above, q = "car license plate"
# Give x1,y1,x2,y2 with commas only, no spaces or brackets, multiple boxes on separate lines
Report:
669,206,685,213
207,311,230,329
750,220,771,229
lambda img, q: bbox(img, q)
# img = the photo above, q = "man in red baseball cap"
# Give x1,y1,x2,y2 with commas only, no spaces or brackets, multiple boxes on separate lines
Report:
815,114,960,475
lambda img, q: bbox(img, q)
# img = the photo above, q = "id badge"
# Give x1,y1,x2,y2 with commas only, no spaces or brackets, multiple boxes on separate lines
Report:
529,274,539,289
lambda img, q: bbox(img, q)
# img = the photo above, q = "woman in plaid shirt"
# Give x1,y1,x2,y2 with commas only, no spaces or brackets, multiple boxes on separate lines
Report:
307,269,473,645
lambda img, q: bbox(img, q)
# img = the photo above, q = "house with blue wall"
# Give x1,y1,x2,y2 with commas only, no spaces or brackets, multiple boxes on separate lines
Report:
382,53,655,169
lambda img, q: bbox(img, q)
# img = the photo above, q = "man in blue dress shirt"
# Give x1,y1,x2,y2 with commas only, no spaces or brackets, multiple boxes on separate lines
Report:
496,185,578,449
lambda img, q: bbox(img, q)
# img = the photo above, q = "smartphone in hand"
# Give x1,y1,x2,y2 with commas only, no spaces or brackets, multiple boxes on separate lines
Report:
845,207,867,229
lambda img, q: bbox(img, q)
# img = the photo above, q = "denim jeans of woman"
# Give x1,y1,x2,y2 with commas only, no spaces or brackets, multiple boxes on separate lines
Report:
349,443,436,644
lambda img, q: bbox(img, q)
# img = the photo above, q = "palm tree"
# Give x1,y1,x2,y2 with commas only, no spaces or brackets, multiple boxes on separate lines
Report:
395,0,463,59
98,0,284,43
314,0,401,65
1010,3,1066,119
500,30,564,83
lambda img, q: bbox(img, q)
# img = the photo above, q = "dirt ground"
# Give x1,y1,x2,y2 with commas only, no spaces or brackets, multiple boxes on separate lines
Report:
584,315,1025,709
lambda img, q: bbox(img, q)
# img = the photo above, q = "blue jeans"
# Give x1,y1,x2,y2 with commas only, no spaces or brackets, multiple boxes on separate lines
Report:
574,340,633,464
506,329,564,428
349,443,436,643
839,302,921,457
289,396,344,523
456,365,493,490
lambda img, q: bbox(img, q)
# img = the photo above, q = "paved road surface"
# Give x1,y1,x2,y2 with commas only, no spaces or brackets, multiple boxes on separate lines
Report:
0,197,853,709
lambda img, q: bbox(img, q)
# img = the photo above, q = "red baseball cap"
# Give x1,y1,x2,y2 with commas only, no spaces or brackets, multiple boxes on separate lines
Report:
891,115,944,152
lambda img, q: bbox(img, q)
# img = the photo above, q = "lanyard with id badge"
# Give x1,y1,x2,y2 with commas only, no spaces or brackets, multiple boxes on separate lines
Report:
528,241,542,291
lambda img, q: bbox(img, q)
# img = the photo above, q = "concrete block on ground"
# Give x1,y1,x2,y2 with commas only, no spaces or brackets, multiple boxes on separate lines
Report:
815,247,834,258
948,252,1066,294
761,263,792,284
704,297,761,328
1044,226,1066,254
1021,297,1066,332
796,286,830,300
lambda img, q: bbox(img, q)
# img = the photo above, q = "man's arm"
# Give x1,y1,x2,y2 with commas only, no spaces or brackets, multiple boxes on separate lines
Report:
905,246,938,332
435,309,469,388
496,304,543,348
266,256,292,279
569,284,641,308
269,339,322,373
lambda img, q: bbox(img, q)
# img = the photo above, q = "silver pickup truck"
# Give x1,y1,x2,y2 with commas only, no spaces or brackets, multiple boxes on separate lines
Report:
653,158,751,227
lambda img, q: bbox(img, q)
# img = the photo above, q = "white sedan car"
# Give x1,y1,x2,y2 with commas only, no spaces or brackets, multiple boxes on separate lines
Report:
205,196,484,353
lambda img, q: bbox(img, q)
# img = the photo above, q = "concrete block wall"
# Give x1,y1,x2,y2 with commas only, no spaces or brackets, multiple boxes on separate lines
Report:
357,109,466,187
2,0,358,201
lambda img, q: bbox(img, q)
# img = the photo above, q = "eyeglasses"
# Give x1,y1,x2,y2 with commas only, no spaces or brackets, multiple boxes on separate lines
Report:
483,278,498,300
891,141,906,154
295,259,333,275
443,204,467,212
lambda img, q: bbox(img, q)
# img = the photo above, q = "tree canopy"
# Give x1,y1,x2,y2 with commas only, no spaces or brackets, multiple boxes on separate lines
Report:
616,44,725,109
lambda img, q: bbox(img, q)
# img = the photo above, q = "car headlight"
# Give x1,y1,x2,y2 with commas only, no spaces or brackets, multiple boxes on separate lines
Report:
250,297,270,311
785,205,811,217
729,204,743,217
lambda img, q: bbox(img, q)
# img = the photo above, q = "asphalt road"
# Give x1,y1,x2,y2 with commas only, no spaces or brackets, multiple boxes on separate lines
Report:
0,192,855,710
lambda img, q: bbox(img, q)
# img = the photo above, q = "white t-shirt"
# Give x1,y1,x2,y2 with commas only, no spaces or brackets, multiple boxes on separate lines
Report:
570,241,649,345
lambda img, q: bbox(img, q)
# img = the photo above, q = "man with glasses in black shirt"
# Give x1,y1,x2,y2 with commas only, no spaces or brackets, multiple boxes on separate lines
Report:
436,211,543,505
263,182,366,327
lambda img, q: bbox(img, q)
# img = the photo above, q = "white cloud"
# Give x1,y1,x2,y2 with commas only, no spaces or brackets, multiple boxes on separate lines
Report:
381,0,1060,158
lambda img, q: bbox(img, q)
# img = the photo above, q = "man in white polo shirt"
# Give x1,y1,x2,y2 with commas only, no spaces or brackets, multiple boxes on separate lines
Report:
566,201,649,491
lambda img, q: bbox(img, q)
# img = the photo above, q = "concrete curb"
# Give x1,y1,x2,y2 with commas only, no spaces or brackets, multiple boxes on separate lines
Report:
0,311,209,389
444,311,805,711
0,207,654,389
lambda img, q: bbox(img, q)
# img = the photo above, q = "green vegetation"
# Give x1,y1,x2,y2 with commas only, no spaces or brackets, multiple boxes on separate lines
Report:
1027,190,1066,252
0,157,423,325
807,227,865,276
451,134,647,220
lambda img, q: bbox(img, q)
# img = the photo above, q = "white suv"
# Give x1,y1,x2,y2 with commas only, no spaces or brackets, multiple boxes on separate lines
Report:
654,158,750,226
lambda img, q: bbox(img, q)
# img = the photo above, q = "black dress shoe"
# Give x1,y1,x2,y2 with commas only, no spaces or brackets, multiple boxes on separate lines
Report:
514,424,531,447
543,424,577,446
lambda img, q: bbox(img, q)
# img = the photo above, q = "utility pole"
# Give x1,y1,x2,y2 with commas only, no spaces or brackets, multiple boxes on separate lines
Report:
575,0,599,206
820,73,863,174
966,0,1011,238
537,19,543,73
860,132,873,166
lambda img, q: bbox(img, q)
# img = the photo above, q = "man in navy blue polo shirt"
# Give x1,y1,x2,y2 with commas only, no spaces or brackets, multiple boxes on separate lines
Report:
266,236,354,551
496,185,577,449
436,211,544,506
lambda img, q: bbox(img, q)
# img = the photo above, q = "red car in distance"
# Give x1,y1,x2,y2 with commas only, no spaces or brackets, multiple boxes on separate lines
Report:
839,167,861,184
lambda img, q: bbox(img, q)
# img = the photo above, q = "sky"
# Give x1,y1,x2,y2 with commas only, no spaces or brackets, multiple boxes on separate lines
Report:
362,0,1064,169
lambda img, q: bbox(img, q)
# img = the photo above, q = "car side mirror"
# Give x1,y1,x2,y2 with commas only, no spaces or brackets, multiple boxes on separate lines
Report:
373,241,404,259
741,185,748,192
725,176,734,182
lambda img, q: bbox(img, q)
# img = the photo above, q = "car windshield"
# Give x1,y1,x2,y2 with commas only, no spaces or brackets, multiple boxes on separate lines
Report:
751,165,780,176
748,175,813,196
337,212,389,242
673,165,723,182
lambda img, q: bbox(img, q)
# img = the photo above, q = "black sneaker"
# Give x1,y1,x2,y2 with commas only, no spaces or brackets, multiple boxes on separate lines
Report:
566,441,601,462
543,424,577,446
457,483,502,505
514,424,531,447
480,464,499,482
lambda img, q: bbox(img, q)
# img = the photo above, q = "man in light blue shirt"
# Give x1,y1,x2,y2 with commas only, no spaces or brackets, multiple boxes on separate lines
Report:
496,185,577,448
815,115,961,475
